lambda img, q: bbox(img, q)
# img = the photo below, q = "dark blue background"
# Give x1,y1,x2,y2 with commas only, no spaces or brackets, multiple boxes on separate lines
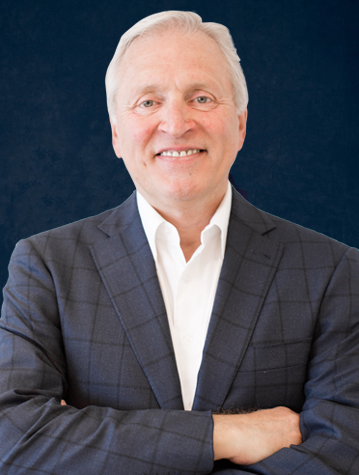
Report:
1,0,358,301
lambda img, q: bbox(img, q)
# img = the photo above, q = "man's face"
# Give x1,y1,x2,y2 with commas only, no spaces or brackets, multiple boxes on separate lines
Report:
111,29,247,210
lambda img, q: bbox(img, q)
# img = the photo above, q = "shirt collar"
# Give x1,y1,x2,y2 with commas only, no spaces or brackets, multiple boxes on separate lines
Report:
137,181,232,261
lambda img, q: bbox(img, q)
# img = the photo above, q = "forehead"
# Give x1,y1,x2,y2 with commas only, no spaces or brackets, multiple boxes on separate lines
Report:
117,29,232,95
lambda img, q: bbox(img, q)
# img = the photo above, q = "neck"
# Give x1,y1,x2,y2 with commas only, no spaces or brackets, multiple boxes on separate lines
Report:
143,187,228,262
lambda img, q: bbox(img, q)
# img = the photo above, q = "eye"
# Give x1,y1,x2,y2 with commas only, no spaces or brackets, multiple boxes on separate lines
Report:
194,96,211,104
140,100,155,108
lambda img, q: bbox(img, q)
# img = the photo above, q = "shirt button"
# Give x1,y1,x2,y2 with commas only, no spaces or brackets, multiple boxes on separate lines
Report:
183,335,192,345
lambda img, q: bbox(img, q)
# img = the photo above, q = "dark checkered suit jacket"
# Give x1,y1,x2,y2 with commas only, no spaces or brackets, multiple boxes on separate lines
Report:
1,188,359,474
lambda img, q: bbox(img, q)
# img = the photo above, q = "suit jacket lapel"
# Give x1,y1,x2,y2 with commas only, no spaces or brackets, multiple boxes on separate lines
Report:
90,194,183,410
193,191,284,411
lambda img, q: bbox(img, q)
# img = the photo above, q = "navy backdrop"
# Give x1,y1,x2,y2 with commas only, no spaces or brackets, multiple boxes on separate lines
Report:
1,0,358,302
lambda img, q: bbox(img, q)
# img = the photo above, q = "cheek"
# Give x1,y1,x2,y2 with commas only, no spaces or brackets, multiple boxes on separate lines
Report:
205,114,241,161
200,113,232,139
126,118,156,146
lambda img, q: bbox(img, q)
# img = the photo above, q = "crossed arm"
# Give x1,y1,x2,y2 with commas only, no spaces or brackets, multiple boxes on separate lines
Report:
0,238,359,474
59,399,303,466
57,399,303,465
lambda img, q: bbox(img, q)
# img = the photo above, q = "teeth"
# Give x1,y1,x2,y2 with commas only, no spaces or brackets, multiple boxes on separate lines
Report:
159,149,201,157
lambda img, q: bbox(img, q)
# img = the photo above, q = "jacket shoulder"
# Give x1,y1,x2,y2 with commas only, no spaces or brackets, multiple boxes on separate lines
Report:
21,193,137,247
231,189,354,263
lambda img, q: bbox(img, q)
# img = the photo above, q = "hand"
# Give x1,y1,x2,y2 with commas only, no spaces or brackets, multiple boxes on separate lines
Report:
213,406,302,465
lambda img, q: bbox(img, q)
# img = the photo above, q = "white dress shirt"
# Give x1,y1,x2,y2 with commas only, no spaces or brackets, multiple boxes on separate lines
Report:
137,183,232,409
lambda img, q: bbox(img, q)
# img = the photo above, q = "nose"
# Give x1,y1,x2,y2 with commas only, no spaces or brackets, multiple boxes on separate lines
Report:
158,99,195,138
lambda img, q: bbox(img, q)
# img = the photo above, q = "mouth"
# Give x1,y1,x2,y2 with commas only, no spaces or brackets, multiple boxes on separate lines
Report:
156,149,205,158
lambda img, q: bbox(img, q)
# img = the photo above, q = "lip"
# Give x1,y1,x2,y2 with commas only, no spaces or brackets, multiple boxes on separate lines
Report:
155,150,206,167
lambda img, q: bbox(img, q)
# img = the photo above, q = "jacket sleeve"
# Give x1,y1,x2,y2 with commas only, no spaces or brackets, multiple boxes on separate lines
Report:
212,247,359,475
0,238,214,475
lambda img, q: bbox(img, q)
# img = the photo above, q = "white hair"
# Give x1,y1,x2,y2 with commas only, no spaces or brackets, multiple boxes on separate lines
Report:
105,11,248,121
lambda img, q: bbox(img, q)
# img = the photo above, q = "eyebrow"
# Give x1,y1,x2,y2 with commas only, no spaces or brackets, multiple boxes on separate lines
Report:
132,81,218,96
133,85,163,95
186,82,216,91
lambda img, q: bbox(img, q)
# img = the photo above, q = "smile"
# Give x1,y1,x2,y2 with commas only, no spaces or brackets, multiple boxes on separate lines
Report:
158,149,202,157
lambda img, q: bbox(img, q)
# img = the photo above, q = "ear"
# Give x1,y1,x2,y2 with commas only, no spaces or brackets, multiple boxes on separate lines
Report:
237,109,247,152
110,117,122,159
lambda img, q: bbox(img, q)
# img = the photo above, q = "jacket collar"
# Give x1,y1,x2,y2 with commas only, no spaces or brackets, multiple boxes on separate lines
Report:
193,190,283,410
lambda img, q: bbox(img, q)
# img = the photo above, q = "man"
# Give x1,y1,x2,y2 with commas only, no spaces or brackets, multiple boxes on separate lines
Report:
0,10,358,475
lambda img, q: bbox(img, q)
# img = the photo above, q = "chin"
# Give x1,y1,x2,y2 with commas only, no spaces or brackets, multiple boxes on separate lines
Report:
165,185,208,203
